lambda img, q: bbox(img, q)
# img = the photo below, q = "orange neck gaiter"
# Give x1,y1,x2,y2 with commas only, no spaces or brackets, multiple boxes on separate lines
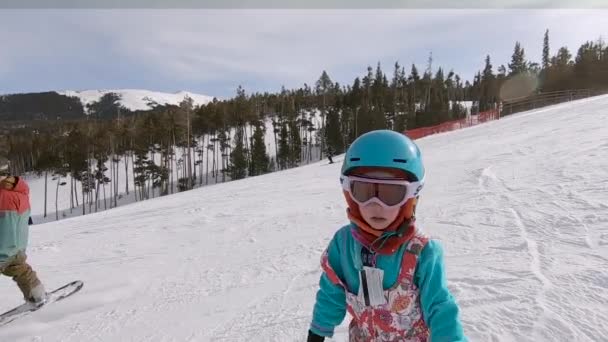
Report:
343,190,417,255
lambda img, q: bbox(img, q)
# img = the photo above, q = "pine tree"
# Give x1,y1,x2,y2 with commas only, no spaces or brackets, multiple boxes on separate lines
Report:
555,47,573,67
249,122,270,176
86,93,122,119
315,71,333,158
498,65,507,76
430,68,449,123
133,149,150,198
509,42,527,75
228,128,247,180
480,55,496,111
470,72,482,114
277,121,289,170
357,66,375,135
179,96,195,190
94,155,110,211
407,64,420,125
288,119,302,167
325,106,343,156
542,29,550,70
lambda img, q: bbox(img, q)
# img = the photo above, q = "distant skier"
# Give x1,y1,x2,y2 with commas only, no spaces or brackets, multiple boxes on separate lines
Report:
0,156,47,305
307,130,467,341
326,146,334,164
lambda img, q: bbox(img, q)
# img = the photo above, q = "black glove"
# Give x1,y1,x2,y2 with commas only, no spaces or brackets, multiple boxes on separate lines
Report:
307,330,325,342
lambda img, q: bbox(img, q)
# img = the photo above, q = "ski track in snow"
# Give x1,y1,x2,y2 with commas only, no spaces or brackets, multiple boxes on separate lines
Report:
0,96,607,341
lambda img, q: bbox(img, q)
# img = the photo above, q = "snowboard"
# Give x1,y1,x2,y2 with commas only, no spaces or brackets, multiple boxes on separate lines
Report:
0,280,83,327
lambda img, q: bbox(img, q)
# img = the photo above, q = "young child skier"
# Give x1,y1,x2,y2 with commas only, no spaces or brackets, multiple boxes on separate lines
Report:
308,130,467,341
0,156,47,305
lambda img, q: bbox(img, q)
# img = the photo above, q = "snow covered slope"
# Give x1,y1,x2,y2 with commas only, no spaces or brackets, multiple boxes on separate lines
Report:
59,89,214,111
1,95,607,341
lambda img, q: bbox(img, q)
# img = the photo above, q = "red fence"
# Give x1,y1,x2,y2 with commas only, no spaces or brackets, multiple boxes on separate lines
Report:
404,88,607,141
405,109,499,140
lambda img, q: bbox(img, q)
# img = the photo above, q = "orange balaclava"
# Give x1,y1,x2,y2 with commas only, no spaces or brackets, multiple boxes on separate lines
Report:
344,167,418,254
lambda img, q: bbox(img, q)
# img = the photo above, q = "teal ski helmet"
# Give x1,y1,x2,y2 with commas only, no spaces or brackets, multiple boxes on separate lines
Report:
341,130,425,182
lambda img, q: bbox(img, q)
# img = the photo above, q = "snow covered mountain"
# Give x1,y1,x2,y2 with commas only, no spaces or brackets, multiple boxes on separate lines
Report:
0,95,606,341
59,89,215,111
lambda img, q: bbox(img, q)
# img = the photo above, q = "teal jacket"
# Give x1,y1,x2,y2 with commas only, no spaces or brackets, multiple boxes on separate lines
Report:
310,224,467,341
0,177,31,262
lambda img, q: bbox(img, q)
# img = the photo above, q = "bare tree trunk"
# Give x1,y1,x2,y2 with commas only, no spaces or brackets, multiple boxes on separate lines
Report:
170,147,175,194
88,153,93,214
44,171,48,218
218,137,223,183
55,175,61,221
111,157,115,207
165,143,171,195
225,127,232,182
112,144,118,208
199,136,203,186
70,174,74,213
186,108,193,190
109,157,114,209
308,126,313,163
171,130,176,194
301,123,305,163
103,182,107,210
205,134,210,185
221,129,226,183
147,151,151,200
212,132,217,180
244,124,250,174
183,147,187,186
131,151,137,202
74,177,79,208
125,150,130,195
95,177,100,213
273,120,279,164
148,149,153,199
133,165,138,203
160,145,166,196
19,155,25,175
114,157,119,207
108,140,113,208
82,181,86,216
151,173,155,199
320,94,326,161
176,158,181,190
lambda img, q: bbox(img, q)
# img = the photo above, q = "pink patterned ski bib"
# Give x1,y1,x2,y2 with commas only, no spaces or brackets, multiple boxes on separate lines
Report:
321,234,430,342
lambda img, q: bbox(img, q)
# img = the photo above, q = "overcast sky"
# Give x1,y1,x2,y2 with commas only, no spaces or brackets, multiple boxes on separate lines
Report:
0,9,607,98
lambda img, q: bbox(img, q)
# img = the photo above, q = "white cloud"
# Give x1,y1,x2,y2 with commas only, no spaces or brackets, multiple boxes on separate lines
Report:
0,9,607,95
72,10,473,82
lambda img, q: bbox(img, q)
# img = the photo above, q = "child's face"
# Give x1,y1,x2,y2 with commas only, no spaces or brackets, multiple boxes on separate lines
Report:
356,170,402,230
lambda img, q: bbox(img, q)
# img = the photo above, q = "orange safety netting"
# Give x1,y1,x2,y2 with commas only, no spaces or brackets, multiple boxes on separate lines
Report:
404,109,499,140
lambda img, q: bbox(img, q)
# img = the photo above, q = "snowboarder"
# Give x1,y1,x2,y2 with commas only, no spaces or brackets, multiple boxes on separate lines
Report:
0,156,47,305
307,130,467,341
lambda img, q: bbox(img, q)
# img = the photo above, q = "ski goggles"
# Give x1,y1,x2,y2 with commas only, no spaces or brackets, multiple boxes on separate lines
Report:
341,175,423,208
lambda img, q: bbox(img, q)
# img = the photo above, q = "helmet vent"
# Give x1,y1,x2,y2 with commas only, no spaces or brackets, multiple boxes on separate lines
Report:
350,158,361,162
393,159,408,163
